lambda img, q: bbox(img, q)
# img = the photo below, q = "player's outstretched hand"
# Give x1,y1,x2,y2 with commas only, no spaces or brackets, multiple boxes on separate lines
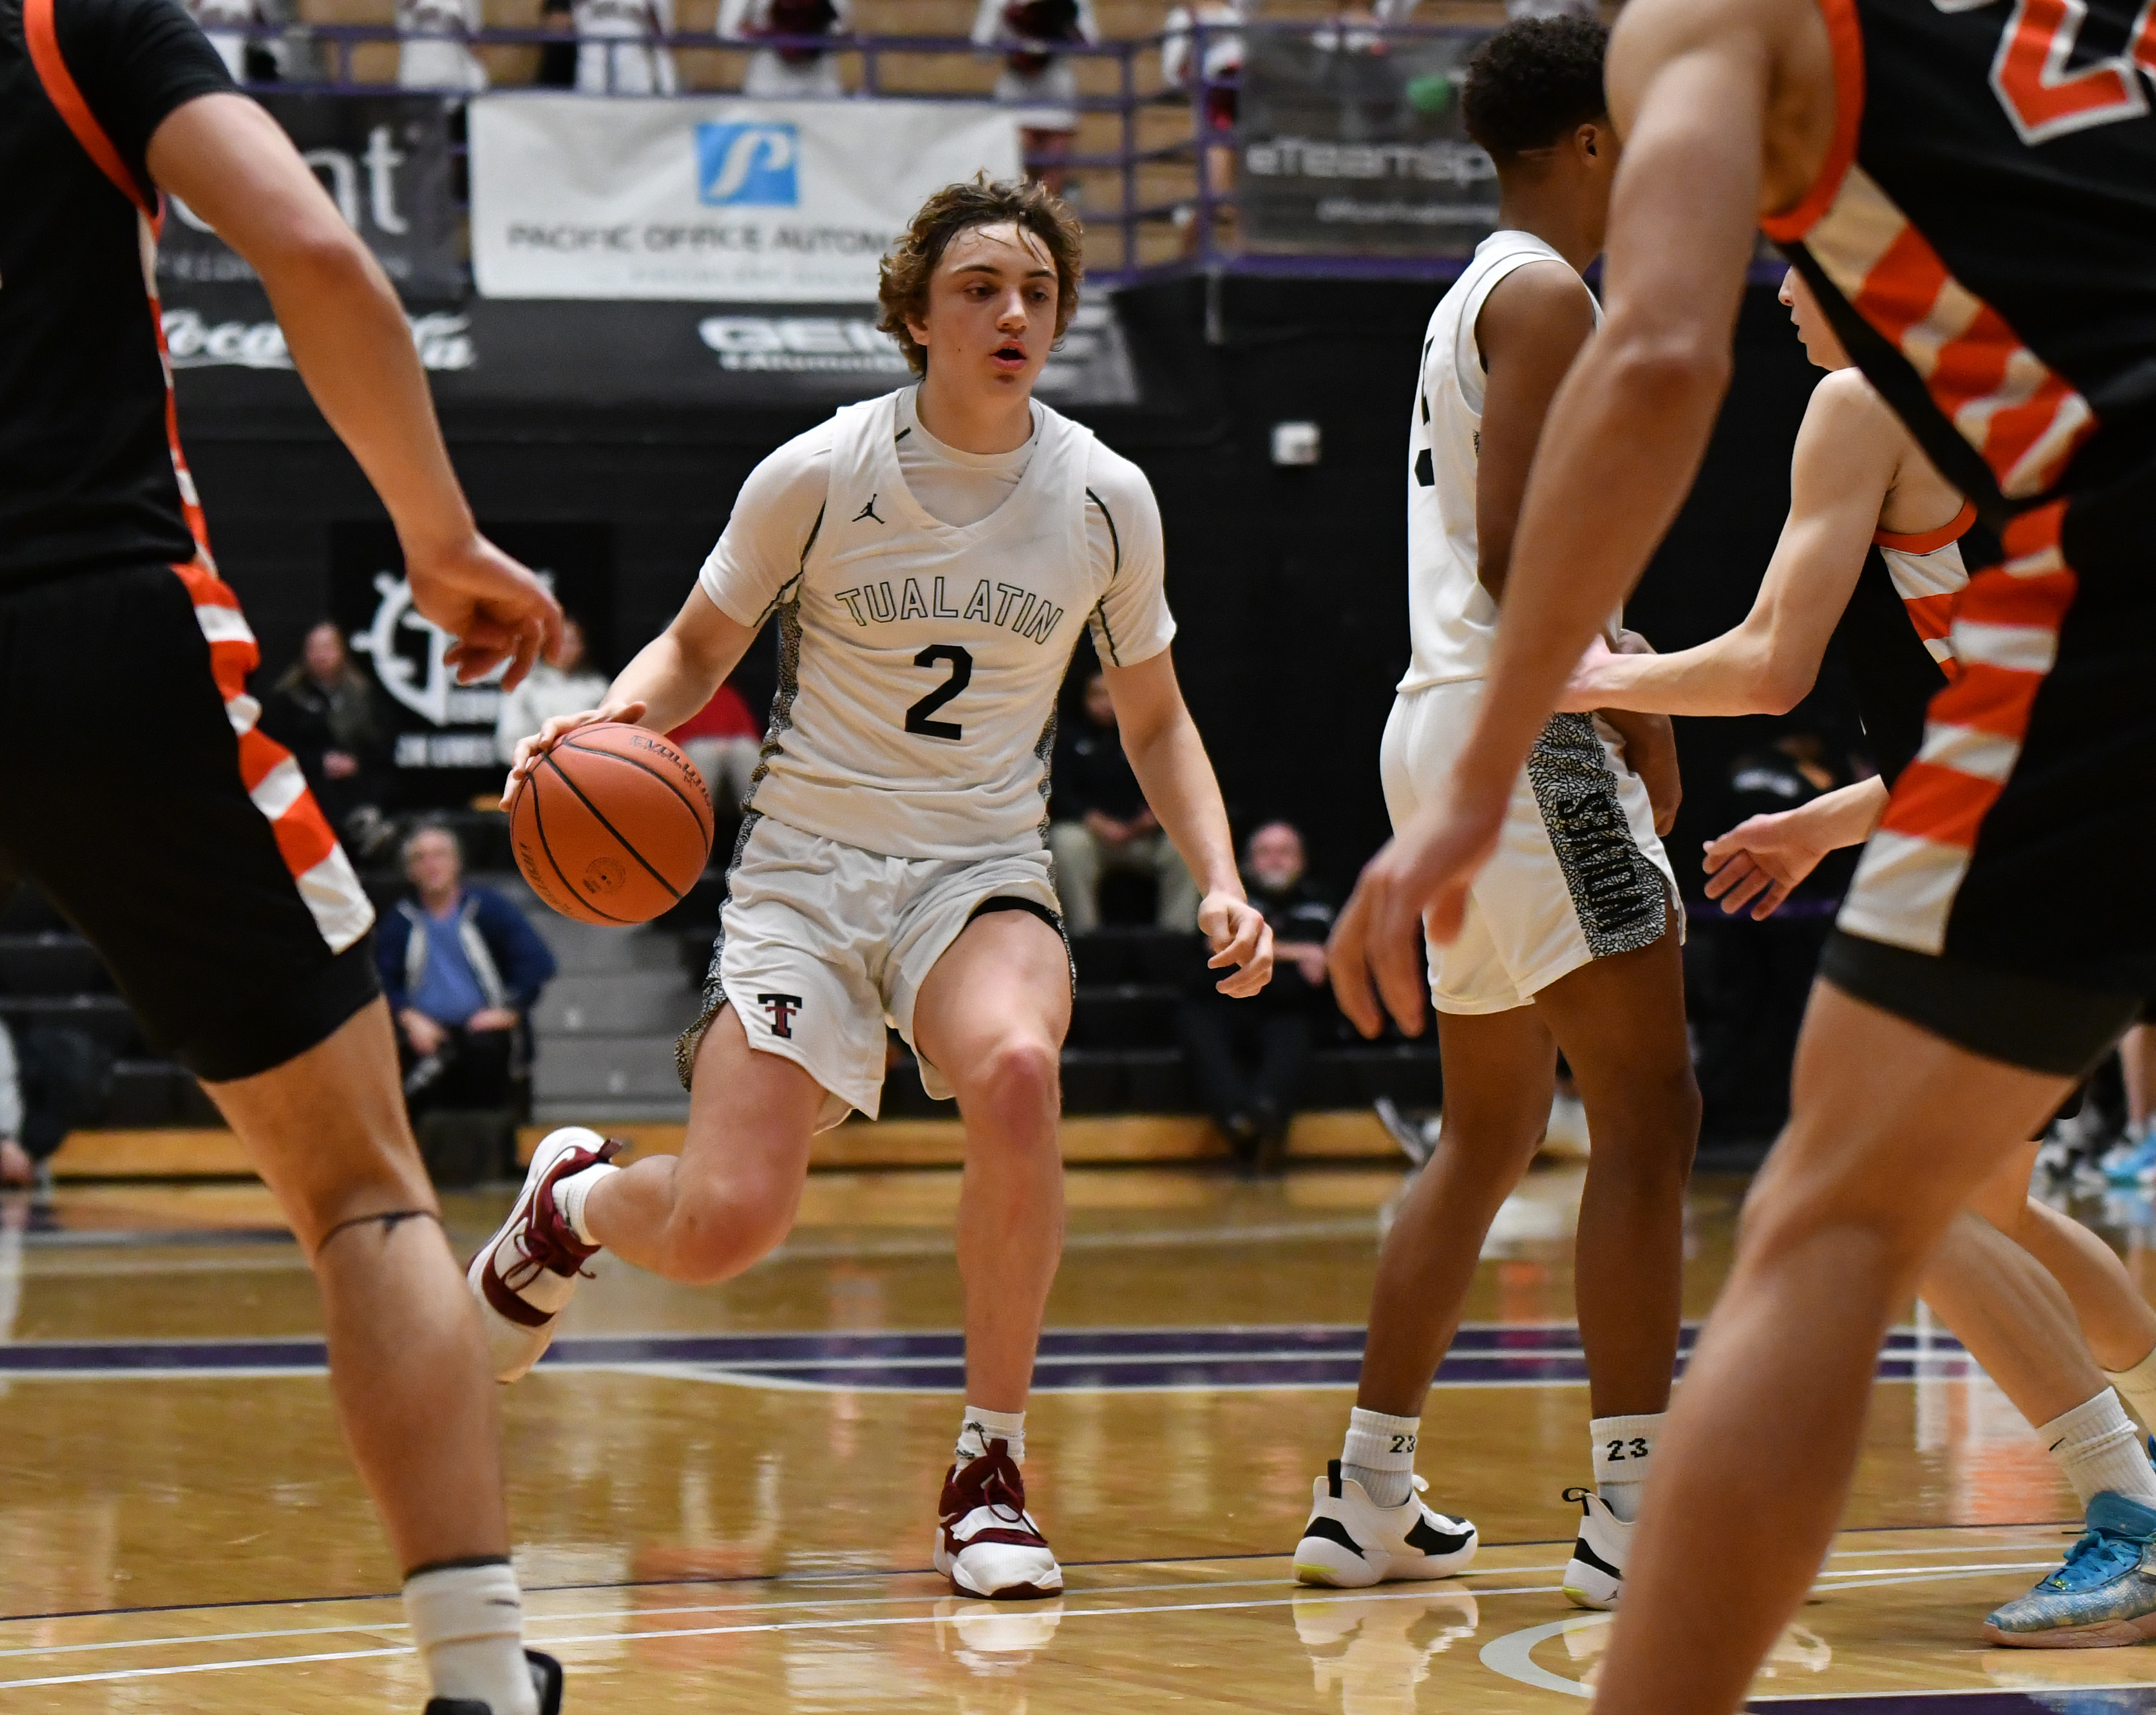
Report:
1329,793,1503,1040
499,700,650,809
405,532,565,692
1553,634,1620,713
1702,808,1831,921
1201,893,1274,998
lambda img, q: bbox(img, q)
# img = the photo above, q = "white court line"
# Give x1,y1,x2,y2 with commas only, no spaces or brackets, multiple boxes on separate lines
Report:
0,1559,2076,1694
1476,1563,2070,1702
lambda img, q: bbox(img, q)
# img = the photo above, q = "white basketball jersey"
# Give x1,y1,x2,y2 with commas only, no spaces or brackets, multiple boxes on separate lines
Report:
1400,230,1602,693
743,390,1105,861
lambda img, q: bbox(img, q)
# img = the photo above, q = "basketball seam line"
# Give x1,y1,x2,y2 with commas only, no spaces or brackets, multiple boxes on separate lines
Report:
527,765,636,925
539,752,688,904
560,732,714,847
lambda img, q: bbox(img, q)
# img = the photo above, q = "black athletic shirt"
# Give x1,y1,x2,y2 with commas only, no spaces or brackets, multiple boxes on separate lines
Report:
0,0,233,587
1768,0,2156,520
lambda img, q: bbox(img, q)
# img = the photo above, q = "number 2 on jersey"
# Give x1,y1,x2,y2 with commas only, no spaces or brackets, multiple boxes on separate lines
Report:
904,645,973,741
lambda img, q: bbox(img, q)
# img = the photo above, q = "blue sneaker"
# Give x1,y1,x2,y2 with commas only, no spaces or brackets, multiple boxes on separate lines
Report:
2103,1133,2156,1185
1986,1493,2156,1648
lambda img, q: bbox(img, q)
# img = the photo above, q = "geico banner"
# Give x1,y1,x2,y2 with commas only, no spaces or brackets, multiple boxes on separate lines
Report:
469,97,1022,301
159,94,460,300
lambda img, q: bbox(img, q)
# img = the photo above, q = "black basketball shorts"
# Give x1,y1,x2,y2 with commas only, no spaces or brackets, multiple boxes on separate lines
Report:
1826,462,2156,1078
0,564,380,1083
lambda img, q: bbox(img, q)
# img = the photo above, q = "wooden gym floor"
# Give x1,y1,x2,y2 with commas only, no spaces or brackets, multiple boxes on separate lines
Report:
3,1162,2155,1712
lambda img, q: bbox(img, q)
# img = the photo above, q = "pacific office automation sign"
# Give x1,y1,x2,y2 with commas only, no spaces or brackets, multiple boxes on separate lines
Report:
158,95,461,300
1239,27,1499,257
469,97,1023,301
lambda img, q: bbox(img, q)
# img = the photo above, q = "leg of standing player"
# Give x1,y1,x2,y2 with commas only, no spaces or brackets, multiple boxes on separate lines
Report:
1589,989,2075,1714
911,908,1075,1597
204,1000,549,1715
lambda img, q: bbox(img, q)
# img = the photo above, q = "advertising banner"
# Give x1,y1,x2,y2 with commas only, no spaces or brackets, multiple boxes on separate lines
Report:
163,287,1140,410
330,522,614,808
1238,27,1500,257
159,94,462,300
468,96,1022,301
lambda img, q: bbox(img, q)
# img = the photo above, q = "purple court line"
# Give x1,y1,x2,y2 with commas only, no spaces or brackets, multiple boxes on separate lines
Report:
1750,1694,2156,1711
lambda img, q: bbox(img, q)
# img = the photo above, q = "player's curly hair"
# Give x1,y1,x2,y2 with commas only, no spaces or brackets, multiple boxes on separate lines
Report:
877,176,1084,376
1461,15,1610,163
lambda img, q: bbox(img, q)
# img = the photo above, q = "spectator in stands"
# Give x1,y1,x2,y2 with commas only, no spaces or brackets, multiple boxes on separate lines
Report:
184,0,282,80
537,0,579,85
0,1018,112,1197
718,0,850,96
575,0,680,93
973,0,1097,194
0,1022,26,1191
1178,820,1334,1171
1163,0,1242,245
378,821,557,1121
670,679,766,812
397,0,490,88
260,621,388,851
1048,670,1200,931
495,614,612,765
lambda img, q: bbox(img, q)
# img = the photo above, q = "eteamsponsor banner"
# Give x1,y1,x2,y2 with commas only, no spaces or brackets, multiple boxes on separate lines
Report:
158,94,461,299
1238,29,1499,257
164,288,1139,408
468,97,1023,301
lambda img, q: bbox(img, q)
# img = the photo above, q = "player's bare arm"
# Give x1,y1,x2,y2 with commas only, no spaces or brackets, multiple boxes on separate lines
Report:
1329,0,1833,1037
1700,775,1889,921
146,94,560,689
1102,652,1273,997
1560,368,1902,718
500,586,754,806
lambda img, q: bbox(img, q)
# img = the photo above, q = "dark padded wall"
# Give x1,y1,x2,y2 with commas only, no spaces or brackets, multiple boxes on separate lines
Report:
181,277,1831,898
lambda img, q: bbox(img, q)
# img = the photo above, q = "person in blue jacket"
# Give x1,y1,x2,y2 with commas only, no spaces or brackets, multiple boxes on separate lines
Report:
377,819,558,1116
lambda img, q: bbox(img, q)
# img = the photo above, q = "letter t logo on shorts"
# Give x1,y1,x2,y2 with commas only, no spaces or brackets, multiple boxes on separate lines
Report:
757,993,805,1039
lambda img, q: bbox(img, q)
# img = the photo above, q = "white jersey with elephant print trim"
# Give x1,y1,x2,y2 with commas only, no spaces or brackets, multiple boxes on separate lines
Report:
696,386,1175,862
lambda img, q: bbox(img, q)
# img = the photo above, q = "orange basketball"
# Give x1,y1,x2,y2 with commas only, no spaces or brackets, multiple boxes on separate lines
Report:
510,723,714,926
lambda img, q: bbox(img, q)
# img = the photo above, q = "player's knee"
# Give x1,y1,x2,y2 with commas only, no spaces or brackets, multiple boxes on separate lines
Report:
961,1034,1062,1126
1582,1058,1700,1174
667,1178,797,1285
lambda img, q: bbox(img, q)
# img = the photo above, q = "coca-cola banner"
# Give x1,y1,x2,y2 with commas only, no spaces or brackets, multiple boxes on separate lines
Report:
468,96,1021,301
1239,27,1500,257
158,94,462,300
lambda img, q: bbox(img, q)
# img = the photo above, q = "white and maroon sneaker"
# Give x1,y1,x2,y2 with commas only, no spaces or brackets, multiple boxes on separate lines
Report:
466,1126,624,1383
933,1439,1064,1600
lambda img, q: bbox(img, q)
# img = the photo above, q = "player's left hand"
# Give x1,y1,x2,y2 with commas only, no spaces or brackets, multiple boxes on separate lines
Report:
405,530,565,691
1200,893,1273,997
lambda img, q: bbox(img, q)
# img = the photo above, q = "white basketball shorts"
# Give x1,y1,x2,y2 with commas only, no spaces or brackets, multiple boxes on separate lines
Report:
1380,681,1680,1015
675,813,1065,1129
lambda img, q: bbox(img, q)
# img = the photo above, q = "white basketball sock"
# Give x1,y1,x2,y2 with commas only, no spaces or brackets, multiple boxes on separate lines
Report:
1591,1412,1665,1523
552,1162,619,1247
2105,1347,2156,1436
2041,1389,2156,1509
958,1405,1026,1464
1341,1407,1419,1508
403,1559,536,1715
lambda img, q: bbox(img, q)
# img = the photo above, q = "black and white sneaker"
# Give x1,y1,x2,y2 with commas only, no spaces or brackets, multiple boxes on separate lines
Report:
1292,1460,1478,1588
1561,1487,1632,1609
423,1647,563,1714
1373,1097,1437,1168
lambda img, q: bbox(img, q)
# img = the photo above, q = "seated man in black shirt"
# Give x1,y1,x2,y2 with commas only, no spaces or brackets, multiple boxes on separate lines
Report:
1047,670,1200,930
1179,821,1334,1170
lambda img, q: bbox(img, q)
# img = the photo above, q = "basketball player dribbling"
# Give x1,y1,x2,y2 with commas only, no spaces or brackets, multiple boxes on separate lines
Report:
2,4,565,1711
472,178,1273,1600
1291,17,1700,1610
1325,0,2156,1699
1568,267,2156,1646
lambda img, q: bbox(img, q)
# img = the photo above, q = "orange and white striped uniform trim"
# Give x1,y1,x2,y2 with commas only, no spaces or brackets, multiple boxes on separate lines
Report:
25,0,372,954
1840,503,2072,954
1761,0,2097,502
1874,500,1976,673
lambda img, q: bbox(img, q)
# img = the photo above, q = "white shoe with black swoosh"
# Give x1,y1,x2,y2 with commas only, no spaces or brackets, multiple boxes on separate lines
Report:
1561,1487,1633,1609
1292,1461,1479,1588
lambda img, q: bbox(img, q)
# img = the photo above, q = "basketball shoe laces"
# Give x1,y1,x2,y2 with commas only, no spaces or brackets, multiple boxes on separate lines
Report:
941,1440,1046,1550
497,1139,625,1295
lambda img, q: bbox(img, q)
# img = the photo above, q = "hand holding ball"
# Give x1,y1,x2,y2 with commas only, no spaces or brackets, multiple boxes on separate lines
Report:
509,723,714,925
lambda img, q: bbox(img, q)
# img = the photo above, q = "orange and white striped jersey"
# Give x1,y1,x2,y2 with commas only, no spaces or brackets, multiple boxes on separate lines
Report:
1766,0,2156,521
1873,501,1975,676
